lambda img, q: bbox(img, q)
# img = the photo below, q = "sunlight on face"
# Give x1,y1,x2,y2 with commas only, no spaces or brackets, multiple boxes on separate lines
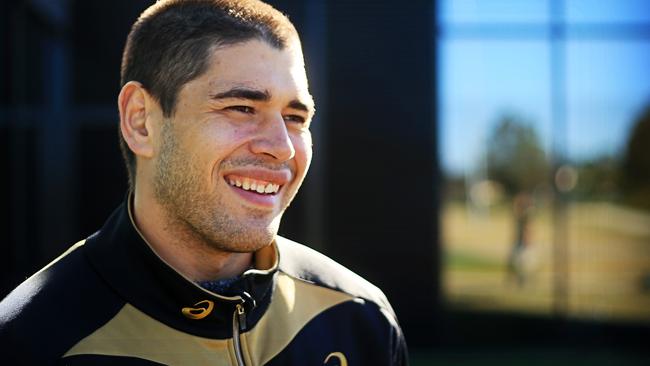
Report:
153,39,314,253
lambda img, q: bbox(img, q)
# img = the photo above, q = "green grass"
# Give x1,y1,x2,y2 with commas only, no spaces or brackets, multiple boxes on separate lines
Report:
410,349,649,366
446,250,504,272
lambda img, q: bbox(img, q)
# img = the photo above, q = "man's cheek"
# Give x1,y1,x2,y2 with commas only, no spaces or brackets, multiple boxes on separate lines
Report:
294,132,313,163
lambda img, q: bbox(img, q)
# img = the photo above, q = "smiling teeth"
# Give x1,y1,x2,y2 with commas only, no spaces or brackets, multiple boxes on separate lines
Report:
228,178,280,194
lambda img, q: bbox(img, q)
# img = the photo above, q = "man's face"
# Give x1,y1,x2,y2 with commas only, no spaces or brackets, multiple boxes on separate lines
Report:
152,38,314,253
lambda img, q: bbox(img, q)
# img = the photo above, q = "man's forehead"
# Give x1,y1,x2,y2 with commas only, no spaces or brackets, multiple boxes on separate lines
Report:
206,39,305,75
188,40,312,107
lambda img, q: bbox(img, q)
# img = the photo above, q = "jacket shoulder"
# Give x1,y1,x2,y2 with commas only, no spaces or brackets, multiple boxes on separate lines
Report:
0,240,123,363
275,236,395,317
1,241,86,323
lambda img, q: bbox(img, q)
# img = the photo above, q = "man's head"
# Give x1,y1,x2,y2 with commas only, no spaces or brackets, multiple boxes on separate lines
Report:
120,0,301,186
118,0,314,253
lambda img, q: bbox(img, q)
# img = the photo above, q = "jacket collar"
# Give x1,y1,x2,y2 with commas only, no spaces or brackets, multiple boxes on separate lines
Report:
84,195,279,339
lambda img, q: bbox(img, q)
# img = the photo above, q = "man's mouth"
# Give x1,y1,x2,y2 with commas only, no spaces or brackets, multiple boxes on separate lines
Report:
225,176,281,195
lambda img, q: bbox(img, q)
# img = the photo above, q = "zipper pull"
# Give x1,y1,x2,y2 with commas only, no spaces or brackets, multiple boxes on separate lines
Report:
236,303,246,331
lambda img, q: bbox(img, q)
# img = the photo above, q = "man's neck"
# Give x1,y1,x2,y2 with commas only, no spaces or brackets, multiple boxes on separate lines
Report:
130,190,253,282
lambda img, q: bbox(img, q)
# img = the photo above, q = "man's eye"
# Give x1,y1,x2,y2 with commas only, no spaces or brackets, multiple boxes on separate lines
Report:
283,114,306,124
227,106,255,114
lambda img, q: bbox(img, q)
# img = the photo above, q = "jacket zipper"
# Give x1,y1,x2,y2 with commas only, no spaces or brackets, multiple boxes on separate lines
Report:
232,303,246,366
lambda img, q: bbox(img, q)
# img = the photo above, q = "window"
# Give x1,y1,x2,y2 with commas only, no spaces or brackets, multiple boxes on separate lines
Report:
438,0,650,322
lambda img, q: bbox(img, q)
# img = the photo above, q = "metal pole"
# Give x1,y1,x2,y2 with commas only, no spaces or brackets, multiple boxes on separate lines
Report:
37,0,77,264
550,0,570,318
302,0,328,252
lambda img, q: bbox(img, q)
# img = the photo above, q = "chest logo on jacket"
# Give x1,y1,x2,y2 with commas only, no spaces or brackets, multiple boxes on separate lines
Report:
181,300,215,319
323,351,348,366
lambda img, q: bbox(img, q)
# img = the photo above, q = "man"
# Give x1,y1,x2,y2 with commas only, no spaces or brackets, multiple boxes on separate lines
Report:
0,0,408,365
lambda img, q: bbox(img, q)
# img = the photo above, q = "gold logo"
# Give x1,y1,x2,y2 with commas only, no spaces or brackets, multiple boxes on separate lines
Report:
324,352,348,366
181,300,214,320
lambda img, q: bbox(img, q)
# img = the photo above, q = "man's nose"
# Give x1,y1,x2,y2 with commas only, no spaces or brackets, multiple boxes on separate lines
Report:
249,113,295,162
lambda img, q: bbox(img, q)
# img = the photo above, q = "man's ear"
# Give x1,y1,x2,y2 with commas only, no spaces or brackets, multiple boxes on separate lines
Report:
118,81,156,159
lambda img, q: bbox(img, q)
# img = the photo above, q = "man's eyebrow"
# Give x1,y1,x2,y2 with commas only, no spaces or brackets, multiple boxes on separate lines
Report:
211,87,313,113
288,99,310,113
210,87,270,101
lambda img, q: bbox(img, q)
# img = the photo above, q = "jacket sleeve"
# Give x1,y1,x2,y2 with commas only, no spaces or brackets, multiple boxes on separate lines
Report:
391,318,409,366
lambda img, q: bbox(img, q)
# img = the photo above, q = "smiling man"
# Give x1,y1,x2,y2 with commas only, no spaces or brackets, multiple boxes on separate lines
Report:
0,1,407,365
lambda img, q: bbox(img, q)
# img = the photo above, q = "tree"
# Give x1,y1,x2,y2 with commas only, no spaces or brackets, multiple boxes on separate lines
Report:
486,114,548,196
621,104,650,210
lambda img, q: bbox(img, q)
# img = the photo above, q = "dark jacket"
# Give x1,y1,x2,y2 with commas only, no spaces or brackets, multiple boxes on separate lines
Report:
0,200,408,365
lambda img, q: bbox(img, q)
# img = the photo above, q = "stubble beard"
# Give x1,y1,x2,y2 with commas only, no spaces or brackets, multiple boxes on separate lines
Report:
152,119,285,254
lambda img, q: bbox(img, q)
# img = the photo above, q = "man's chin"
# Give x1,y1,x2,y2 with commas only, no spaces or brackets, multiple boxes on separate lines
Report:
208,228,277,254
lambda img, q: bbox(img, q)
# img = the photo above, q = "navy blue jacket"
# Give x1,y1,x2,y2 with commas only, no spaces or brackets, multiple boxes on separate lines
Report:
0,200,408,365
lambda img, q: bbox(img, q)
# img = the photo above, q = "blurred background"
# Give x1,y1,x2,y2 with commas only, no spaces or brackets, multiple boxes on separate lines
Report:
1,0,649,364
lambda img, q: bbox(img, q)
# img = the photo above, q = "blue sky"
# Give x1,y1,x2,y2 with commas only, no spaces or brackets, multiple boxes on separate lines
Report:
437,0,650,175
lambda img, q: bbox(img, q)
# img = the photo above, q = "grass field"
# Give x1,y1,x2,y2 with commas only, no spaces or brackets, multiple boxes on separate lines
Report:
442,201,650,323
410,348,650,366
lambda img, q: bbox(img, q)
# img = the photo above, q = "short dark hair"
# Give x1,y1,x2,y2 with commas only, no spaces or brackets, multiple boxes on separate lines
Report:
119,0,298,189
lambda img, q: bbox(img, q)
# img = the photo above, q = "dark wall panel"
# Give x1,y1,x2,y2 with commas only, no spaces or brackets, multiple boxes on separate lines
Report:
325,0,439,346
1,128,9,292
72,1,151,104
77,125,129,237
